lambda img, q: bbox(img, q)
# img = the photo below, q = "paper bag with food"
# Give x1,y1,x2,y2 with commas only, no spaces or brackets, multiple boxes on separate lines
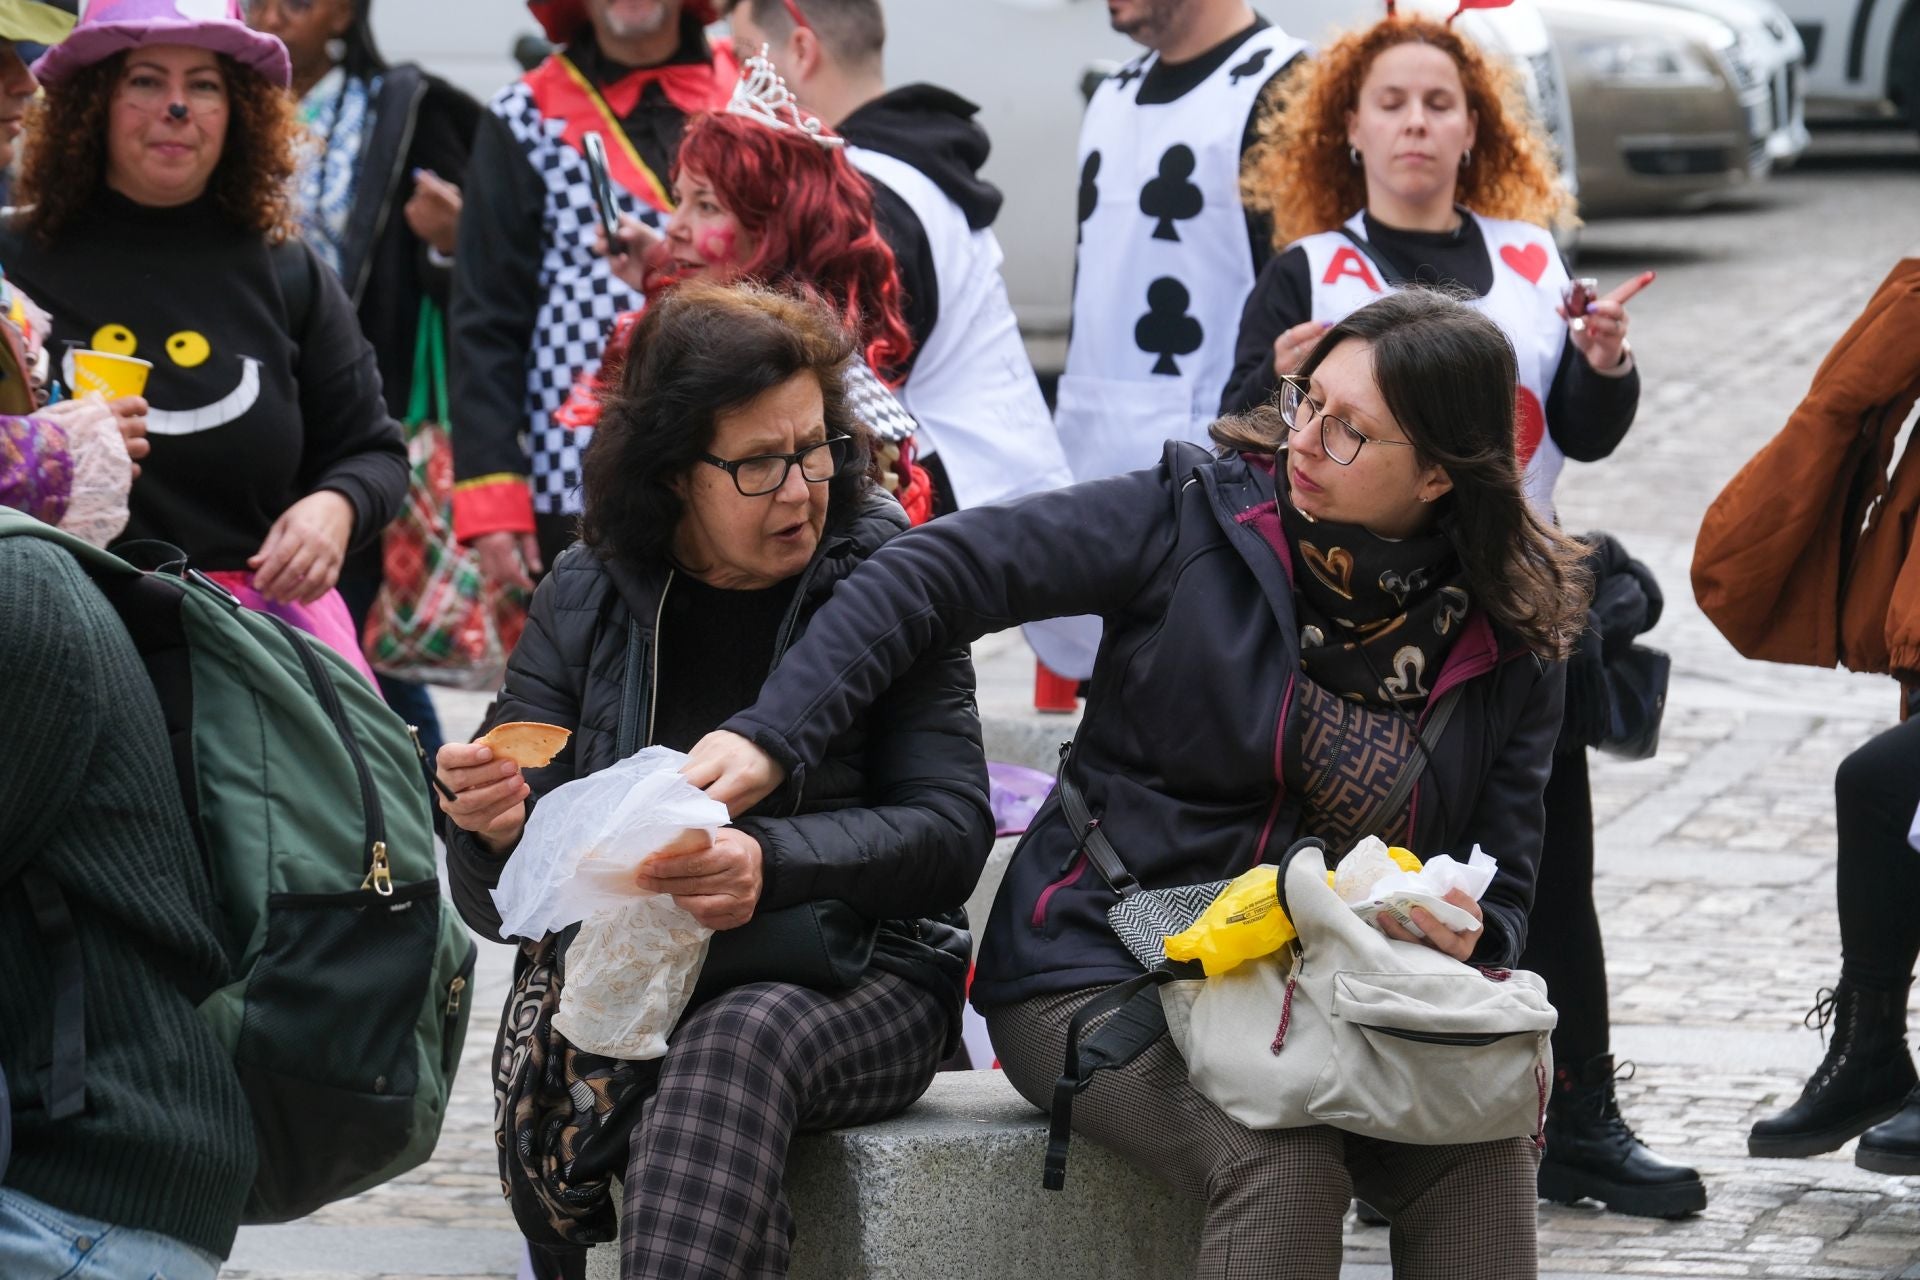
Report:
1335,836,1496,939
491,746,730,1059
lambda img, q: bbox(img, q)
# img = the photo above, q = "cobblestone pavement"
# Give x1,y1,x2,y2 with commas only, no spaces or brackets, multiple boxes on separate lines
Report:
226,138,1920,1278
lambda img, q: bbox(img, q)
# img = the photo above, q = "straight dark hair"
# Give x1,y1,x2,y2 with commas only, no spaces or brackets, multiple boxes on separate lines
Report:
1212,288,1590,659
342,0,390,81
579,280,874,570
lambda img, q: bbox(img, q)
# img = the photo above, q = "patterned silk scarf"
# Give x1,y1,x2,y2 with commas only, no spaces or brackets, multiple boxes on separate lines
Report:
295,68,380,278
1278,488,1470,709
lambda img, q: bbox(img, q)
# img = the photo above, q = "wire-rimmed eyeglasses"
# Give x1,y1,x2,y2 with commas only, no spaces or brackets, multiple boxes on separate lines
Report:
699,436,852,497
1276,374,1416,466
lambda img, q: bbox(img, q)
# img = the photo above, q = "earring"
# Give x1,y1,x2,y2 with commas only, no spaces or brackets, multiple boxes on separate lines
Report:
1349,146,1362,167
1459,148,1471,169
325,37,348,63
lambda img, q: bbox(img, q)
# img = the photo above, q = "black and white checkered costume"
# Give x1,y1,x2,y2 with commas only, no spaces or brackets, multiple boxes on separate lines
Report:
494,81,663,518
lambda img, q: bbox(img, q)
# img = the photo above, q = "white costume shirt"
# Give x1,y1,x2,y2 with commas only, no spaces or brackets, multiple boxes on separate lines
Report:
1053,25,1306,485
845,146,1073,509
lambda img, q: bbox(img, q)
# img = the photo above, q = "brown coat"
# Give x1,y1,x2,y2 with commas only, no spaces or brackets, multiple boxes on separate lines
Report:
1692,259,1920,693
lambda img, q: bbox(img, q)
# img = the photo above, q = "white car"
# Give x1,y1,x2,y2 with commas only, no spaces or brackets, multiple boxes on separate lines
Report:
1641,0,1811,164
1771,0,1919,124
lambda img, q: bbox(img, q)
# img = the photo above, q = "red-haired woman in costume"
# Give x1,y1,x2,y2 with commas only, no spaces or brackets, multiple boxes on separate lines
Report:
571,61,931,518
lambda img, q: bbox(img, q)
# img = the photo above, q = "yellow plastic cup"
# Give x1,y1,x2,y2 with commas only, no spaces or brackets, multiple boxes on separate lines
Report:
71,350,152,399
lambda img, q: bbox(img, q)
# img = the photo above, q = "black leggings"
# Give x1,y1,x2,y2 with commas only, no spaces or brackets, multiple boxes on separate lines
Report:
1519,748,1607,1067
1836,715,1920,997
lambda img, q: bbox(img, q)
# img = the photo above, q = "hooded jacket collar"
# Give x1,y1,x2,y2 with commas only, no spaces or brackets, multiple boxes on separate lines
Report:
837,84,1003,231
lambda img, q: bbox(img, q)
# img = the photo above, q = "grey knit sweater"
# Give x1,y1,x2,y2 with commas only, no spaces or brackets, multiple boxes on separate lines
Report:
0,537,254,1257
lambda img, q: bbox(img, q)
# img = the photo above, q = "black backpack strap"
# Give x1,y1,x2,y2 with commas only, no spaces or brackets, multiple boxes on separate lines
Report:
1044,970,1174,1190
20,866,87,1120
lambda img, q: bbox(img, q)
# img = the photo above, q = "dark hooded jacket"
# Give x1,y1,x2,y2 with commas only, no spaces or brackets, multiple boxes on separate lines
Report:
444,490,993,1041
838,84,1003,376
720,444,1567,1011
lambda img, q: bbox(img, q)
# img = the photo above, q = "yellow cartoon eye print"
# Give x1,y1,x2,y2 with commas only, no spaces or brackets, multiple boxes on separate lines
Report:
92,324,138,356
167,331,211,368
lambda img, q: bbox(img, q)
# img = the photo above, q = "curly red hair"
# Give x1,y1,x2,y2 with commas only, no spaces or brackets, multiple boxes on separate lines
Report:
1243,15,1572,249
646,110,913,377
16,52,298,245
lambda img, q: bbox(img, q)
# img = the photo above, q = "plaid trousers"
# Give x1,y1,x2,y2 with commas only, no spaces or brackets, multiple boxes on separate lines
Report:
618,971,946,1279
989,985,1540,1280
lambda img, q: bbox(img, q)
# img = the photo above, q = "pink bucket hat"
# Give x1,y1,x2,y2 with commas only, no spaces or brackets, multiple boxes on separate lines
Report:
32,0,290,88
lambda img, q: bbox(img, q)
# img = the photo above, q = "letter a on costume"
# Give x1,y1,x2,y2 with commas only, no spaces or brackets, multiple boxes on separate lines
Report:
1322,248,1382,292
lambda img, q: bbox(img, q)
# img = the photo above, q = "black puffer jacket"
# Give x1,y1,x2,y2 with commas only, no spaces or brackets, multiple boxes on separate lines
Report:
445,491,993,1035
722,444,1567,1010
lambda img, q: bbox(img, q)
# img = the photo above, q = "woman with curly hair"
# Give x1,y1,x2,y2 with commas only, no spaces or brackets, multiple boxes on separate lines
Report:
0,0,405,681
1225,13,1697,1221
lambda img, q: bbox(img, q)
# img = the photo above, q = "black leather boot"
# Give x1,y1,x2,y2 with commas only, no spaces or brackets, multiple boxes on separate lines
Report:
1537,1055,1707,1218
1855,1086,1920,1174
1748,984,1916,1158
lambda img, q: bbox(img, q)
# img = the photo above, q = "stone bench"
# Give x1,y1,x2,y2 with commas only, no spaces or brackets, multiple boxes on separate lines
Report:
585,1069,1202,1279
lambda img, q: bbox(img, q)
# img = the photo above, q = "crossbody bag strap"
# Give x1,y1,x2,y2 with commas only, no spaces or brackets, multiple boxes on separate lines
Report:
1055,740,1139,897
1045,970,1172,1191
1336,224,1404,288
1352,684,1463,842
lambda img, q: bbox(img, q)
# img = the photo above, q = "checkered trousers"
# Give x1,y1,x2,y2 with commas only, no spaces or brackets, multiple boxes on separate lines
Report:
618,971,946,1279
988,986,1541,1280
497,83,661,517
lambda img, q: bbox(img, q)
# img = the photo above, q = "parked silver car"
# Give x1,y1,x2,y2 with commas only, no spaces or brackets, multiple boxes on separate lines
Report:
1643,0,1811,166
1542,0,1773,215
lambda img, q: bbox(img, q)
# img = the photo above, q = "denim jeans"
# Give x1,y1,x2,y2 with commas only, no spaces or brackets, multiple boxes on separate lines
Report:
0,1188,220,1280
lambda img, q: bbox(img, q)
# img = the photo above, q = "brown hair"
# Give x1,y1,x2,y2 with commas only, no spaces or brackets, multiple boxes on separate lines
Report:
1211,288,1589,659
17,51,299,244
579,280,876,570
1243,16,1572,250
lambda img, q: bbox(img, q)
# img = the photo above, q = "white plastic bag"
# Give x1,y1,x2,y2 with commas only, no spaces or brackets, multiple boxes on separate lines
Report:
1345,839,1499,940
490,747,731,1059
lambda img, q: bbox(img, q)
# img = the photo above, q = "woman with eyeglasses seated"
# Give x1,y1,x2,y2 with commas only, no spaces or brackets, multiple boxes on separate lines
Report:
0,0,405,681
1223,14,1694,1220
682,288,1586,1279
435,280,992,1280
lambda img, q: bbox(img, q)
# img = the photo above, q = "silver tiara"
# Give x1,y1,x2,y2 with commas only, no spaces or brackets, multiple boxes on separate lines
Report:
725,46,845,149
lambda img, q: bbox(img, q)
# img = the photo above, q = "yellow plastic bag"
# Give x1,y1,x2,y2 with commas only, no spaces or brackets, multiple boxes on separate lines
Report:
1162,847,1425,977
1162,866,1295,977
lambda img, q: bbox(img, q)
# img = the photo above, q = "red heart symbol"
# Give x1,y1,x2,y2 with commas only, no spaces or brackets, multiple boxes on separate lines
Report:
1514,384,1545,466
1499,242,1547,285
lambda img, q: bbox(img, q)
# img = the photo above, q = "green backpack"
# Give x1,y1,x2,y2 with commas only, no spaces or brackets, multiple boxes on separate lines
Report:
0,511,478,1223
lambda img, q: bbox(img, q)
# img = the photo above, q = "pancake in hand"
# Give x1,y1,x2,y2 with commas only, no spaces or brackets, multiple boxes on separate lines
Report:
478,722,572,769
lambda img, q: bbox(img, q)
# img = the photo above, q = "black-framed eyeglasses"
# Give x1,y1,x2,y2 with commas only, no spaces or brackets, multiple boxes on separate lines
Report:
699,436,852,497
1276,374,1416,467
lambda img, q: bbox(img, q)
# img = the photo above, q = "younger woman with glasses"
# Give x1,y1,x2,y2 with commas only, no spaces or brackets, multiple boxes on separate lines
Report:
682,289,1586,1280
436,281,990,1280
1224,13,1693,1220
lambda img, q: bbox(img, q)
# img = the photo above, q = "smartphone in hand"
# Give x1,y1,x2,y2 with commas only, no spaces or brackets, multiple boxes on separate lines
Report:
584,132,622,250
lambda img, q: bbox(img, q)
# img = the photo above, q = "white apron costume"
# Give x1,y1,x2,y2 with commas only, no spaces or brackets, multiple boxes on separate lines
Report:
1295,210,1571,519
846,146,1073,509
1041,25,1303,677
1054,26,1305,484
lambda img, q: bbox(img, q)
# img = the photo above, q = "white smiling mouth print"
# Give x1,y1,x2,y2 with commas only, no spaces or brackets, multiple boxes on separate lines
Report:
60,354,265,436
